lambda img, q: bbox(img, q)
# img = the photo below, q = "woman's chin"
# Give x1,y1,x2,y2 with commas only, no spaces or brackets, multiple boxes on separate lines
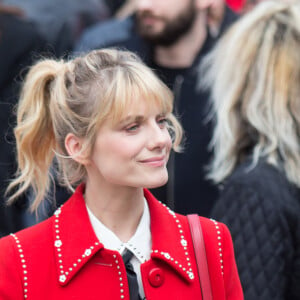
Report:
144,175,169,189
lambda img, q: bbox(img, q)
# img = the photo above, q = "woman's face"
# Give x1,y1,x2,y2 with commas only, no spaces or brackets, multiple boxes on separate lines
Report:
86,99,172,190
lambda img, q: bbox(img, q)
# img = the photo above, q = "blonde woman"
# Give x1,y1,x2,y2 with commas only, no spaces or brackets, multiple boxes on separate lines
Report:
0,49,243,299
201,1,300,299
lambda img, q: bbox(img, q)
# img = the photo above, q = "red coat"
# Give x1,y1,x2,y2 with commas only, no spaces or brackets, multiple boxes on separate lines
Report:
0,186,243,299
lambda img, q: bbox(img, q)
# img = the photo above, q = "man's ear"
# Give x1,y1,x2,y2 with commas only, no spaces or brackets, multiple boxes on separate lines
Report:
196,0,215,10
64,133,90,165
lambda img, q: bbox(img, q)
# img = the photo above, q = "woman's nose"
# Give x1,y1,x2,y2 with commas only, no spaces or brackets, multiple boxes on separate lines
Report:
147,123,171,150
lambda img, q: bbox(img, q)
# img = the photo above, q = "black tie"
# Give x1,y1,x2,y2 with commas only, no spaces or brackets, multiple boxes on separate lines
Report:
122,249,142,300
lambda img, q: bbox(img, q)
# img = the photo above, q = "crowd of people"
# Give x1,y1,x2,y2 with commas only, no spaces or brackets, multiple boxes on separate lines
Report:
0,0,299,299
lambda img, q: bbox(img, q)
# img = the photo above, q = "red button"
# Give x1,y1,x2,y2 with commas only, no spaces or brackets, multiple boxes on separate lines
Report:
148,268,165,287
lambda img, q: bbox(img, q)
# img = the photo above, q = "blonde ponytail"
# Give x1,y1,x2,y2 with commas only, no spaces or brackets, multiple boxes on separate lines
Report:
7,59,66,211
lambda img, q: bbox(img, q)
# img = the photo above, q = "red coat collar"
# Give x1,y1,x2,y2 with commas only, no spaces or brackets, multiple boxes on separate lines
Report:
53,185,195,285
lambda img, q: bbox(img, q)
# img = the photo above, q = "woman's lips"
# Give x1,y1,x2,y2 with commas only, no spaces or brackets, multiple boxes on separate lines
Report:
139,156,166,167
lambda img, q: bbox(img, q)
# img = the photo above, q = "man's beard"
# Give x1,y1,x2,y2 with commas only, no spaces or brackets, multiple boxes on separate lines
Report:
136,3,196,47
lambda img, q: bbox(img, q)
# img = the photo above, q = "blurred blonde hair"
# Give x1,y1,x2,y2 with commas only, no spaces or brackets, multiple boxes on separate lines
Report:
7,48,183,211
200,1,300,185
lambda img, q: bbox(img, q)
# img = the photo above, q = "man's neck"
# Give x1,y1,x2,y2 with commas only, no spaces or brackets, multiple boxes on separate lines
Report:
154,12,208,69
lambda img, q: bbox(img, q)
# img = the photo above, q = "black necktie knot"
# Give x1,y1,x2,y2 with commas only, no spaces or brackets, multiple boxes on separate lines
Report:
122,249,134,264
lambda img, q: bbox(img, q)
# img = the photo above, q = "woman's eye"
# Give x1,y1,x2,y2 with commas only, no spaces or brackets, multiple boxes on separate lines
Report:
125,124,139,132
157,118,168,127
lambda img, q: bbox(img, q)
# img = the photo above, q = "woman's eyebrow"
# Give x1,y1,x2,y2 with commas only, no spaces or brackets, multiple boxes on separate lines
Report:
119,115,144,124
118,110,166,126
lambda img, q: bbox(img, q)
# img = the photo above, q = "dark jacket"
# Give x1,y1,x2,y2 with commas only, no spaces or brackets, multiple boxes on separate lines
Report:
0,13,49,236
211,159,300,300
74,11,238,217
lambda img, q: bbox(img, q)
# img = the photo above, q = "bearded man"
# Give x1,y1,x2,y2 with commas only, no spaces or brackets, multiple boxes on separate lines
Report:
73,0,238,217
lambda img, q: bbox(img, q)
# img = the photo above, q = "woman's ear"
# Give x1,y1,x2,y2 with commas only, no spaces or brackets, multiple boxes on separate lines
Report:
64,133,90,165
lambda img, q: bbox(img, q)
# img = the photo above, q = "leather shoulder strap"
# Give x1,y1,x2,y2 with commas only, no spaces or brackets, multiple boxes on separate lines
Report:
187,214,213,300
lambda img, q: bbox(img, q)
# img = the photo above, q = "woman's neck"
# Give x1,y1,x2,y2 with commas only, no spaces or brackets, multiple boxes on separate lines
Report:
84,181,145,242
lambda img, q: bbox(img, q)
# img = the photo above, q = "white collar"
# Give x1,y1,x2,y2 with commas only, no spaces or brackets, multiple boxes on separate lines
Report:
86,198,151,263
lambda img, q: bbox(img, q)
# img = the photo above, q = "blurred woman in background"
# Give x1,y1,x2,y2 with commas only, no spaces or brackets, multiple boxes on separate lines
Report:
201,1,300,299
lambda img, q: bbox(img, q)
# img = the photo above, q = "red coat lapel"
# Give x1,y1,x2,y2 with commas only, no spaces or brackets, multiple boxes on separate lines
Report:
53,184,104,285
144,189,196,283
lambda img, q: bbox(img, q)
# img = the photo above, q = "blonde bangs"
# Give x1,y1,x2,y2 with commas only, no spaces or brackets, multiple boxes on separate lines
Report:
99,64,174,126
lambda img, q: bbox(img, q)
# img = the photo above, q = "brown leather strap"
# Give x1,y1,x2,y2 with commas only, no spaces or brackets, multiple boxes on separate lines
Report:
187,214,213,300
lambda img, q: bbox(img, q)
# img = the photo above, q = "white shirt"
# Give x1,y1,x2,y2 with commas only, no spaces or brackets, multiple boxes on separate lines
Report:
86,199,151,298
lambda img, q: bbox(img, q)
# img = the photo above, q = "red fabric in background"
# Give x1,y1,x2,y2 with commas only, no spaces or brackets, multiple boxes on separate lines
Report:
226,0,245,12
